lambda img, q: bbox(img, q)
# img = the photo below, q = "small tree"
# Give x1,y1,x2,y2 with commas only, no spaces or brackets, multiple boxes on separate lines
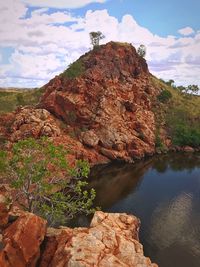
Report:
177,84,199,95
166,79,175,87
187,84,199,95
137,44,146,58
89,31,105,49
0,138,96,226
157,89,172,103
177,85,186,94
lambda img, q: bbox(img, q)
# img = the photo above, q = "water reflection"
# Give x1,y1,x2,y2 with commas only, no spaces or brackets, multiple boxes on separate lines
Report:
89,153,200,267
89,158,154,208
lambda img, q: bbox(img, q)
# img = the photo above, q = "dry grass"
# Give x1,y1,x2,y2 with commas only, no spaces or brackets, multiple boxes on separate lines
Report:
0,87,44,113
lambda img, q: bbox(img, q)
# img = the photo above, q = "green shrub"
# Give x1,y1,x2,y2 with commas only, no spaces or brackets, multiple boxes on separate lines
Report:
155,130,167,152
63,60,85,79
0,88,44,113
0,138,96,226
157,89,172,103
16,93,25,105
172,124,200,147
155,132,163,148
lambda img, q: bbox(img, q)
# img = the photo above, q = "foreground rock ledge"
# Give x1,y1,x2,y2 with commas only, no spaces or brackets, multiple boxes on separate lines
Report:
40,211,158,267
0,188,157,267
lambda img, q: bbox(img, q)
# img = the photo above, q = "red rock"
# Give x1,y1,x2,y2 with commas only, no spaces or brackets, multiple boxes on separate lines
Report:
38,42,158,163
38,228,62,267
0,185,12,229
10,107,61,142
81,130,99,147
182,146,195,153
0,213,47,267
40,211,158,267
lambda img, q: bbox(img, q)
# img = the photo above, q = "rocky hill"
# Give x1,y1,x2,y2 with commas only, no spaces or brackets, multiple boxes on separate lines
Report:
0,41,200,164
0,42,161,164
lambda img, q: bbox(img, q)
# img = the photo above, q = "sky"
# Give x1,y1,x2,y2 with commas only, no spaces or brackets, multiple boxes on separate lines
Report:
0,0,200,88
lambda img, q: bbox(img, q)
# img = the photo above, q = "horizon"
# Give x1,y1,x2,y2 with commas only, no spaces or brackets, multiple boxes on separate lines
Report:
0,0,199,88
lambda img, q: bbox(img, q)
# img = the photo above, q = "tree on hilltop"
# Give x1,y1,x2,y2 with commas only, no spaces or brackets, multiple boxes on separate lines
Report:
137,44,146,58
89,31,105,49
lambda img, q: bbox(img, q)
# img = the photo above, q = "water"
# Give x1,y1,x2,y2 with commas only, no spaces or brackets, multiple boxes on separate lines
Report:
88,153,200,267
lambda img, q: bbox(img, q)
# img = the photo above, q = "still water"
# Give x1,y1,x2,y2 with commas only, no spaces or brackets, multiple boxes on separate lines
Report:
88,153,200,267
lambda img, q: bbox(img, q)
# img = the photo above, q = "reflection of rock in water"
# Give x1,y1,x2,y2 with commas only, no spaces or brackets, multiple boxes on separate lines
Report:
149,192,200,258
89,159,153,209
152,153,200,173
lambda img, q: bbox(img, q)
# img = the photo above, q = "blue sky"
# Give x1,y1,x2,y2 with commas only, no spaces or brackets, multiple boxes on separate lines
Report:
0,0,199,88
77,0,200,36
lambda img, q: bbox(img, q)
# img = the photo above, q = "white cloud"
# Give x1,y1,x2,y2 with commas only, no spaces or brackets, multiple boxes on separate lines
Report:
178,26,195,36
0,1,200,87
22,0,107,9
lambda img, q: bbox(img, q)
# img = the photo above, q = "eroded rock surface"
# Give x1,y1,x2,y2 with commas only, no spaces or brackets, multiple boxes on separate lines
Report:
0,212,47,267
0,185,12,229
40,211,158,267
9,107,61,142
0,42,160,164
39,42,159,162
0,186,158,267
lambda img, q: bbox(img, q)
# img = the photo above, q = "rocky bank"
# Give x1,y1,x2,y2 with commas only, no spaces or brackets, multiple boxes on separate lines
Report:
0,186,157,267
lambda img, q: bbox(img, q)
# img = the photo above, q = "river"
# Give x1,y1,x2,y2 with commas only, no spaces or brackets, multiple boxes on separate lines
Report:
88,153,200,267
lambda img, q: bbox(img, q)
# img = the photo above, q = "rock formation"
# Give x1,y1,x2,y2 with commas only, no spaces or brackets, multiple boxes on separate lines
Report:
1,41,199,162
0,42,159,164
9,107,61,142
0,213,47,267
39,42,158,163
40,211,157,267
0,188,158,267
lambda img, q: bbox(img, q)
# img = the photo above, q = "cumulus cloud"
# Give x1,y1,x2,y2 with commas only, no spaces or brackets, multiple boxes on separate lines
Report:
22,0,107,9
178,26,195,36
0,0,200,87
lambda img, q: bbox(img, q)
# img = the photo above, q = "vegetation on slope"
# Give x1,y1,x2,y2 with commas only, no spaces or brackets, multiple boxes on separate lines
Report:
152,76,200,147
0,87,44,113
62,59,85,79
0,138,96,226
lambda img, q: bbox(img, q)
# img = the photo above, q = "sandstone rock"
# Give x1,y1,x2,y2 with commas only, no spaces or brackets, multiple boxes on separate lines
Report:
0,185,12,229
174,146,182,152
182,146,195,153
81,130,99,147
40,211,158,267
39,228,62,267
100,147,118,160
10,107,60,142
0,213,47,267
39,42,158,163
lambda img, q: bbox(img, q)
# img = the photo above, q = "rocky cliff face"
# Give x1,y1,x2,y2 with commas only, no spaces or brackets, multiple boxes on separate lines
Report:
0,188,158,267
0,42,159,164
39,42,158,162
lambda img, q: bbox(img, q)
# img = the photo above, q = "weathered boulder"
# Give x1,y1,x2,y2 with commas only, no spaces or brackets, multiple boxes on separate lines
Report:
0,213,47,267
0,185,12,229
10,107,61,142
40,211,158,267
81,130,99,147
182,146,195,153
